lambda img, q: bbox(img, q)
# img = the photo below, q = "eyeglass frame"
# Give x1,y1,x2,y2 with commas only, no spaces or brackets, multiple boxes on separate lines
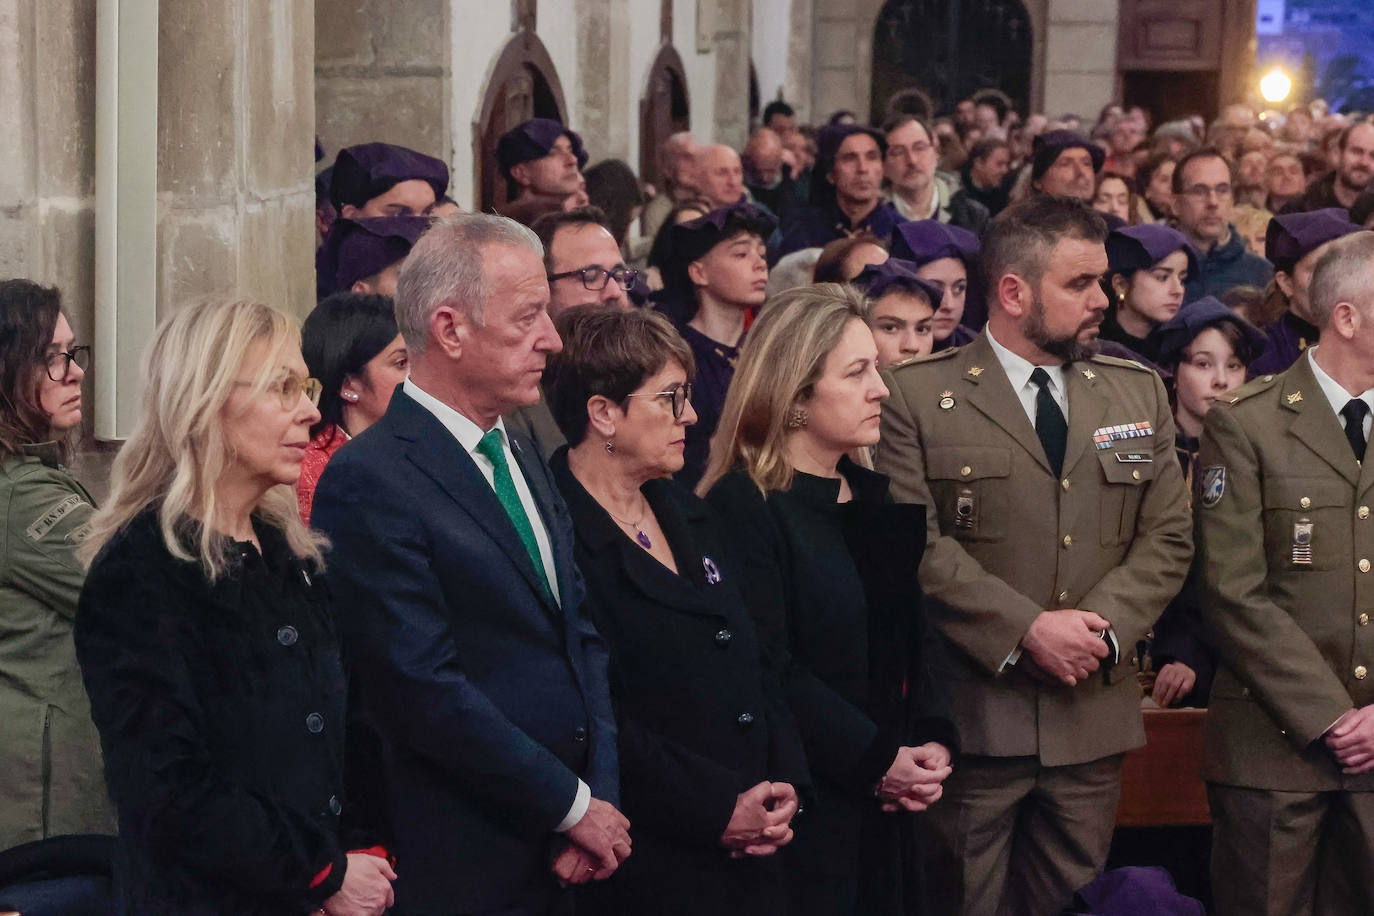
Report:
45,346,91,382
547,264,640,292
622,381,693,420
235,375,324,410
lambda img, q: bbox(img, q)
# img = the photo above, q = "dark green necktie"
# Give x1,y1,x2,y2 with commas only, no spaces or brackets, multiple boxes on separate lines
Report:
476,429,552,597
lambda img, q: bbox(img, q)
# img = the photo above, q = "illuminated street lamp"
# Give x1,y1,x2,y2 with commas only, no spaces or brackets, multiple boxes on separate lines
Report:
1261,68,1293,104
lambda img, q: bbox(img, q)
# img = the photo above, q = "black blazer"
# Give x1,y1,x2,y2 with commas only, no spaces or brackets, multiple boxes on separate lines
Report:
312,391,617,915
705,459,958,916
551,451,808,914
76,512,355,915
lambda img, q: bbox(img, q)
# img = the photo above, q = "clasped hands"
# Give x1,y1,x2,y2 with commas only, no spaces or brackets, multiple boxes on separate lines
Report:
720,780,799,858
1020,609,1112,687
552,797,632,887
876,743,952,813
1326,705,1374,775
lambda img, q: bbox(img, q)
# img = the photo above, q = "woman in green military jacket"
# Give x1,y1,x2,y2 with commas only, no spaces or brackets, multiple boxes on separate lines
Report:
0,280,113,849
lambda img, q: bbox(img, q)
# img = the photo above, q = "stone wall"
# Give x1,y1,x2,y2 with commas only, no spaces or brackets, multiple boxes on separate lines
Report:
1040,0,1120,121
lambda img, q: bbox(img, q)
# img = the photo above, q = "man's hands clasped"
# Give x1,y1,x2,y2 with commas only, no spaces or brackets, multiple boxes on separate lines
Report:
877,743,953,813
1021,609,1112,687
554,797,632,886
720,780,799,857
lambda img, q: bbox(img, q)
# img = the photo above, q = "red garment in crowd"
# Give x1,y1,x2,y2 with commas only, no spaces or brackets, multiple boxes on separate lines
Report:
296,426,349,525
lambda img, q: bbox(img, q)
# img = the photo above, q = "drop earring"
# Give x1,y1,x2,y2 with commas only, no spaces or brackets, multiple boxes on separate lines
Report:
785,407,809,430
605,439,615,454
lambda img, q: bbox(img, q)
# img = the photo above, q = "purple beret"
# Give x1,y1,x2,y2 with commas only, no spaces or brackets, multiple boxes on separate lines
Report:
1155,295,1267,367
889,220,979,267
329,143,449,211
497,119,589,180
660,202,777,288
1106,224,1199,278
1265,207,1363,274
854,258,946,306
319,216,430,296
1031,129,1105,182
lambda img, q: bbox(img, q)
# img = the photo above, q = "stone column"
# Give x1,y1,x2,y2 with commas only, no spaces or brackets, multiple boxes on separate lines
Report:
709,0,751,149
158,0,316,319
1040,0,1119,122
576,0,634,163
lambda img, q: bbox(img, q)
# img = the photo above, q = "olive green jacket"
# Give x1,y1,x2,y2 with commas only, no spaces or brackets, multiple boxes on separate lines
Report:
0,444,113,847
1199,353,1374,791
877,333,1193,766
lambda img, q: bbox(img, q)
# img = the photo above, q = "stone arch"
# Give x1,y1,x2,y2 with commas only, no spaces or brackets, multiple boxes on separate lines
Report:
473,28,570,212
638,43,691,193
871,0,1033,117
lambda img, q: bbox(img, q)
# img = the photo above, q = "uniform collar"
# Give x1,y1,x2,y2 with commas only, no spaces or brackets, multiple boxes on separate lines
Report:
18,441,63,468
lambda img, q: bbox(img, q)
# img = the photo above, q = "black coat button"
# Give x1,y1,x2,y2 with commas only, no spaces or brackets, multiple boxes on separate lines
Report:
714,629,733,646
736,712,755,727
573,727,587,742
305,712,325,734
277,626,298,647
328,794,342,816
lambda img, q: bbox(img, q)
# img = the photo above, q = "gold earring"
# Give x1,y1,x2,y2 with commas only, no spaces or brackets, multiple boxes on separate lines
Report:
785,407,809,430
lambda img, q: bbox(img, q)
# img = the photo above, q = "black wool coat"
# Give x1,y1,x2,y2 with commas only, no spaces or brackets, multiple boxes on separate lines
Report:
552,451,810,916
75,511,360,915
705,459,958,916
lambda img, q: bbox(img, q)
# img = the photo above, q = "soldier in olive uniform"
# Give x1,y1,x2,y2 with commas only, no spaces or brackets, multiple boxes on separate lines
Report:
1199,229,1374,915
877,196,1193,916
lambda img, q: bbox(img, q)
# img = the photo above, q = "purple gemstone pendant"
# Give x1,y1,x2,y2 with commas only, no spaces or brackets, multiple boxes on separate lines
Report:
635,530,653,549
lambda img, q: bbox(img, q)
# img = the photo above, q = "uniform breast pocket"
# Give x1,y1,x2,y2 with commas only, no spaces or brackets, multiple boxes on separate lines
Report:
926,446,1012,542
1262,478,1347,572
1098,449,1154,546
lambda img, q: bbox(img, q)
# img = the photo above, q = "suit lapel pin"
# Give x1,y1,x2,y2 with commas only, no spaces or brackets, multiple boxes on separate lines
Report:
939,390,955,410
1082,368,1096,380
703,556,721,585
1287,391,1303,404
967,366,983,378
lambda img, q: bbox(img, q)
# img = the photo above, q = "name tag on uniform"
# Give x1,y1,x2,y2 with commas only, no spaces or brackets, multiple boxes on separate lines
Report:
1113,453,1153,463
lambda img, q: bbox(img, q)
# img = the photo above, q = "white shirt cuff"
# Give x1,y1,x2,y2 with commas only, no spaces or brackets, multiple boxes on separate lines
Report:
1000,646,1022,671
554,779,591,832
1103,627,1120,663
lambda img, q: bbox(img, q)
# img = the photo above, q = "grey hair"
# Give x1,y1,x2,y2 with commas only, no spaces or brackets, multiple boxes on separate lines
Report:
394,212,543,354
1308,230,1374,329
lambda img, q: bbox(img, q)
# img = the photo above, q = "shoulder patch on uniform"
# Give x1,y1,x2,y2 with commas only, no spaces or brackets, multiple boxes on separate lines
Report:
1201,467,1226,508
1089,353,1150,372
887,347,958,375
1221,373,1279,406
26,494,87,541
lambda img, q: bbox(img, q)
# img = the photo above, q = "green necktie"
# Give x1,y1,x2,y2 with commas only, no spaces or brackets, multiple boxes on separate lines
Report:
476,429,552,597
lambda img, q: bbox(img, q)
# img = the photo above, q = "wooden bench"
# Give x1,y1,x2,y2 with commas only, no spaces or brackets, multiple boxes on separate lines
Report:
1115,705,1211,827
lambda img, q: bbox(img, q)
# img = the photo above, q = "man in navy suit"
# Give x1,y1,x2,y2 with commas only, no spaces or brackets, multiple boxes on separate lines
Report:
313,212,628,916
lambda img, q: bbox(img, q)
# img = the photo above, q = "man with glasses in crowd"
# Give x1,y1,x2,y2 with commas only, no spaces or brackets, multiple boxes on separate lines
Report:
505,207,640,457
883,114,989,234
1174,147,1273,303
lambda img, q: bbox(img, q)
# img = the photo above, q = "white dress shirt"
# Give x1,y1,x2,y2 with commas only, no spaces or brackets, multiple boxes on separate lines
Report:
1307,347,1374,443
403,377,589,831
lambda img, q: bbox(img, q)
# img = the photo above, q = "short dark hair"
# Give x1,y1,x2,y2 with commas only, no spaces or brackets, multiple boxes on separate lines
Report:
1172,146,1232,194
763,100,795,126
1339,116,1374,152
1175,316,1263,368
583,160,645,247
972,88,1012,123
980,196,1109,299
813,234,887,284
301,292,400,440
531,206,612,272
881,113,933,142
968,137,1010,164
0,280,68,461
544,306,696,447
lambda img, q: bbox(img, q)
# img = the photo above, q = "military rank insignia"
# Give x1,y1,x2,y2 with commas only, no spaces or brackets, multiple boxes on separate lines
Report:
1201,466,1226,507
1291,519,1314,566
1092,420,1153,450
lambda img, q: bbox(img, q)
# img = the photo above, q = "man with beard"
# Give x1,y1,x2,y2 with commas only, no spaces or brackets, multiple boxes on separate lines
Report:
877,196,1193,916
1029,130,1104,201
1174,147,1273,302
1287,117,1374,212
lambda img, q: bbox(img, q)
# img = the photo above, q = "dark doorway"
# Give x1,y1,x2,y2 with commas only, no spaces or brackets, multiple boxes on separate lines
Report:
1122,71,1219,128
871,0,1033,121
639,45,691,193
475,30,568,213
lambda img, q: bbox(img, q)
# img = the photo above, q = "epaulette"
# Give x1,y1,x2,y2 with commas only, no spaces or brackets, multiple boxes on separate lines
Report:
1088,353,1151,372
887,348,959,373
1219,372,1279,406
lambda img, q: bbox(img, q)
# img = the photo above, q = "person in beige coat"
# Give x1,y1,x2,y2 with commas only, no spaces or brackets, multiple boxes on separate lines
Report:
1199,228,1374,916
877,195,1193,916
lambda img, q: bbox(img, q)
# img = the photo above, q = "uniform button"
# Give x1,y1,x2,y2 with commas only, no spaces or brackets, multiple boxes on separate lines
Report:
305,712,325,734
1057,590,1069,602
1061,478,1071,491
1360,613,1370,627
277,625,298,647
1362,559,1371,574
960,465,972,477
714,629,733,646
1062,535,1073,548
1299,496,1311,509
1357,666,1369,680
328,794,342,816
573,727,587,742
736,712,755,727
1130,655,1138,667
1361,506,1371,520
1131,470,1141,481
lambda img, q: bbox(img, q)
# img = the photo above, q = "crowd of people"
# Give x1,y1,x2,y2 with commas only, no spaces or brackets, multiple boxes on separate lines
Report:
5,84,1374,916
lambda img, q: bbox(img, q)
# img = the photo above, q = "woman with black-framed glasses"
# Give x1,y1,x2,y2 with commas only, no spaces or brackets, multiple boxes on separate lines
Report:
0,279,114,850
542,305,808,916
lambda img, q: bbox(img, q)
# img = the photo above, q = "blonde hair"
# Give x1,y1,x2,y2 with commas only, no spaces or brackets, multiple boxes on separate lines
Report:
697,283,869,496
80,299,326,580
